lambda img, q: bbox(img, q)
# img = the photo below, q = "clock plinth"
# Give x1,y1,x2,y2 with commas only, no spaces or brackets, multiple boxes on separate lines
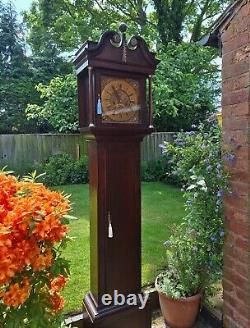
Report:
82,292,151,328
74,24,159,328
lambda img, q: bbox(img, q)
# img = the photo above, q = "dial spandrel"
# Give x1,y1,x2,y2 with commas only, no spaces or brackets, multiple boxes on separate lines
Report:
101,77,141,123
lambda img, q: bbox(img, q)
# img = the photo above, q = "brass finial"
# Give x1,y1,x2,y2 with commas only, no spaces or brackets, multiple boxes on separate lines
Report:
119,23,128,33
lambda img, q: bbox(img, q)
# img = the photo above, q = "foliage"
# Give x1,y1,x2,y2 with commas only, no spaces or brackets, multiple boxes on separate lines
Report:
156,124,230,298
0,171,71,327
23,0,230,53
0,1,37,133
0,1,71,133
141,159,167,182
141,157,181,185
26,74,78,133
153,42,220,131
156,227,206,298
37,153,89,186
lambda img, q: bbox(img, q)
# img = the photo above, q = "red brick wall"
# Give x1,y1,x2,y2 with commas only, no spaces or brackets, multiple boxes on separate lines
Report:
220,1,250,327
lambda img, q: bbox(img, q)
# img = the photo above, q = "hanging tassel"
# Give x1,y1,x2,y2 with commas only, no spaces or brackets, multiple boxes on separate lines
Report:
97,95,102,115
108,222,113,239
108,212,114,239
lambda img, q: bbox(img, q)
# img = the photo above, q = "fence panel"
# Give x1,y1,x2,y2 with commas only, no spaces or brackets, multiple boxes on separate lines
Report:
0,134,87,174
0,132,175,173
141,132,174,162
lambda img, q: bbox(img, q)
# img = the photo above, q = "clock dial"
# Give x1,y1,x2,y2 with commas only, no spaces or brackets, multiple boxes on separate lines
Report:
101,77,140,123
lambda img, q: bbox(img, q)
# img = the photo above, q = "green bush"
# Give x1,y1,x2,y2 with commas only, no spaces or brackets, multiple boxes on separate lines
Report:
70,155,89,184
37,153,88,186
161,124,230,281
141,159,166,182
141,156,182,186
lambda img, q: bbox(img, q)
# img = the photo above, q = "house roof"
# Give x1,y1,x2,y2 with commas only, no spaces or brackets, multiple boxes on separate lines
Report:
199,0,246,48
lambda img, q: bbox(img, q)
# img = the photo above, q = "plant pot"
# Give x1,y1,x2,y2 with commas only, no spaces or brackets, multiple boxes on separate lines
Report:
157,291,201,328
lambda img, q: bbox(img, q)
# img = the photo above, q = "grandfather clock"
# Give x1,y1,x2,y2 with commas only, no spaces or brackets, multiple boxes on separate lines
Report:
74,24,159,328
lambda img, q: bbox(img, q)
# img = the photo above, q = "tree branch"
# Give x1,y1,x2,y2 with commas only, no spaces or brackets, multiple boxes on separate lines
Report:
93,0,105,11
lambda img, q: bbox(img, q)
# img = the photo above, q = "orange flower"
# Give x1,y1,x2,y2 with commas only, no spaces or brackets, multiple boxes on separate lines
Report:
0,172,70,315
31,248,53,272
33,214,68,243
50,292,64,313
50,275,67,293
2,277,30,308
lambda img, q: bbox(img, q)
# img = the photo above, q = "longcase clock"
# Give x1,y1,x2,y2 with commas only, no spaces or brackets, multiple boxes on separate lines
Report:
74,24,159,328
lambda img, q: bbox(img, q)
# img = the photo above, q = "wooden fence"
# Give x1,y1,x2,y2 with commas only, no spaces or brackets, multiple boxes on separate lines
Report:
0,132,174,174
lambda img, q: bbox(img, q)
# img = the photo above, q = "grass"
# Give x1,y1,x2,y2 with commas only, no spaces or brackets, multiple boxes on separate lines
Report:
54,182,185,314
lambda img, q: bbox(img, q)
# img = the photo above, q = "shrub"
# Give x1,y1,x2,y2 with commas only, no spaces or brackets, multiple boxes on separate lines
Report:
70,155,89,184
160,124,230,293
38,153,89,186
141,159,166,182
141,156,182,186
0,170,71,328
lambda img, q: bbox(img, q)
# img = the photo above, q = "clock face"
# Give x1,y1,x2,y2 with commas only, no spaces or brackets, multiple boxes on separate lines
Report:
101,77,140,123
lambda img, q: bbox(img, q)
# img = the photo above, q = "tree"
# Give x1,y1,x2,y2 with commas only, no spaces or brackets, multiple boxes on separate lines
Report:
0,1,38,133
153,42,220,131
0,0,73,133
26,74,78,133
153,0,189,44
23,0,230,52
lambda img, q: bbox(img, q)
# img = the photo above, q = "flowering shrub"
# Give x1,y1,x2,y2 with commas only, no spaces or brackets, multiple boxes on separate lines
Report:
0,171,71,328
157,124,230,298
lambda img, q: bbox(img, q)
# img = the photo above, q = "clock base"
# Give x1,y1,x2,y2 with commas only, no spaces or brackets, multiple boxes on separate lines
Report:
82,292,151,328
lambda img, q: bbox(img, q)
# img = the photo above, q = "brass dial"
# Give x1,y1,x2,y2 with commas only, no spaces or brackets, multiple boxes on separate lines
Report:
101,78,140,123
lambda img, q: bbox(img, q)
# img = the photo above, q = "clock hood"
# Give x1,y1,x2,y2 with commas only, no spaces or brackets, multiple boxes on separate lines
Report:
74,25,160,76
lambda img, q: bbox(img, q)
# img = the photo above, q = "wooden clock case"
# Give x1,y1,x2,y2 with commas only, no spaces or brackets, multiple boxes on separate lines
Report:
74,25,159,328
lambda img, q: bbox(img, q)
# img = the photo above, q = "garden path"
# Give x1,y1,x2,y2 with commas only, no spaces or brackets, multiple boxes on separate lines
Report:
152,312,214,328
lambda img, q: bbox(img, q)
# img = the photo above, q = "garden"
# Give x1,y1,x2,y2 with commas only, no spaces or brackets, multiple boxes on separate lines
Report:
0,121,231,327
0,0,237,327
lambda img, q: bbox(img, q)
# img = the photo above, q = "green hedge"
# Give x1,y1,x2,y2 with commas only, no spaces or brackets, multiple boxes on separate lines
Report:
37,153,88,186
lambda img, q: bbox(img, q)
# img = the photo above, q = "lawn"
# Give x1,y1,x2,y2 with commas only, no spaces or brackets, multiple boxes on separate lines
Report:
54,182,185,314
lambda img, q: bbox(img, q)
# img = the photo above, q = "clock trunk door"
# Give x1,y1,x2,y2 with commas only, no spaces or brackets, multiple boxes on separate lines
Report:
105,141,141,296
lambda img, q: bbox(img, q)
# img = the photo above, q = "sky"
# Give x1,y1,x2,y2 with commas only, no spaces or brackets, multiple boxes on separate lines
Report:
4,0,32,13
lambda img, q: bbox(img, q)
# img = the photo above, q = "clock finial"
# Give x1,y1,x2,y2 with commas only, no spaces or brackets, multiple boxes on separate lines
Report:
110,23,138,63
119,23,128,33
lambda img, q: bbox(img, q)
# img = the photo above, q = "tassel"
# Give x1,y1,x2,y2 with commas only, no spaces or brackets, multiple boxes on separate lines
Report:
108,211,113,239
97,95,102,115
108,222,113,239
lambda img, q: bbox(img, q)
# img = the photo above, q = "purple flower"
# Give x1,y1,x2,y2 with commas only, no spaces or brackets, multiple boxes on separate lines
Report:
225,154,236,164
217,190,223,197
211,236,217,243
219,230,225,237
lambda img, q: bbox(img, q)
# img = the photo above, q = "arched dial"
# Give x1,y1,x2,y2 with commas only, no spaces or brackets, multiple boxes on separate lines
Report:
101,78,140,123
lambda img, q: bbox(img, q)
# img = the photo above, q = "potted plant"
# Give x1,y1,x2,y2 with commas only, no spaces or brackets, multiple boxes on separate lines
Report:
156,124,230,328
155,226,208,328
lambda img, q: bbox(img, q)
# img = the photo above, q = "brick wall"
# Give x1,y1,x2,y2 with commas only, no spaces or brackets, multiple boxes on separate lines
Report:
220,1,250,327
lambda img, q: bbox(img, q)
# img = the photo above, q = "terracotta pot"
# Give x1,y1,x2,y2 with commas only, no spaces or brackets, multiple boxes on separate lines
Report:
158,291,201,328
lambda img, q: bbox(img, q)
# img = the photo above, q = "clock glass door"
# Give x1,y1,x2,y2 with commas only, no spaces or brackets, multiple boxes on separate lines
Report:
101,76,141,123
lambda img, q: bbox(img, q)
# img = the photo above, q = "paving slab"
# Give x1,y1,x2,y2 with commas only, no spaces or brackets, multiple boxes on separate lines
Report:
152,313,215,328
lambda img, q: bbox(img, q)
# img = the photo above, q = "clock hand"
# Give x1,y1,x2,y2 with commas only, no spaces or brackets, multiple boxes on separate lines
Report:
112,86,120,103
